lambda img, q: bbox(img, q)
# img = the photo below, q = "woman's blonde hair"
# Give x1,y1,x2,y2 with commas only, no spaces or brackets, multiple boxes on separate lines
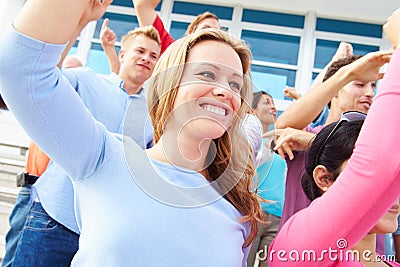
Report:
148,28,264,247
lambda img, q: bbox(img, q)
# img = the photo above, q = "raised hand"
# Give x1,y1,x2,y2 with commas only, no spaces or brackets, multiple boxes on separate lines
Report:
79,0,113,27
344,50,392,83
100,18,117,48
262,128,316,160
283,86,302,100
333,42,353,61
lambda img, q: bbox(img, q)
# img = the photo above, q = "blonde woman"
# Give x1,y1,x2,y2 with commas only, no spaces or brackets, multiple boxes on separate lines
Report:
0,0,263,266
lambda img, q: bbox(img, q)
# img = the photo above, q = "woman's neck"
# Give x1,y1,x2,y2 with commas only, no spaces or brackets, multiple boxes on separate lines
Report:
352,233,389,267
262,122,272,133
146,129,212,174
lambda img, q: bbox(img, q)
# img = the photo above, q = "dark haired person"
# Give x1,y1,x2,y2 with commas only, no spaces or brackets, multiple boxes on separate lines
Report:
275,54,377,228
248,90,287,267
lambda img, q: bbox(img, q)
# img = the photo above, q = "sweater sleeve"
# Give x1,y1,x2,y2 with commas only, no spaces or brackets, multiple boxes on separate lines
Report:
0,28,108,180
269,48,400,266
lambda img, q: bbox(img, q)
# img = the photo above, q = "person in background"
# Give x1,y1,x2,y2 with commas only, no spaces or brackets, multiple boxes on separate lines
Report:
267,9,400,264
282,43,353,129
247,91,287,267
100,0,220,73
1,142,50,267
62,55,83,69
275,54,376,229
271,109,399,266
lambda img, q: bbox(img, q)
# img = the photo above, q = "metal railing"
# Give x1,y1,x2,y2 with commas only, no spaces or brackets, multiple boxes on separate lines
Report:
0,143,28,156
0,142,27,168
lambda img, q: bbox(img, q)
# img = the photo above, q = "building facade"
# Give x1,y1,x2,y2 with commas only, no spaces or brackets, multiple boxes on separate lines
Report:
1,0,395,111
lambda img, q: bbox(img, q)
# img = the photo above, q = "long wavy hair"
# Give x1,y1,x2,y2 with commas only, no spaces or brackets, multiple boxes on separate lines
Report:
147,28,264,247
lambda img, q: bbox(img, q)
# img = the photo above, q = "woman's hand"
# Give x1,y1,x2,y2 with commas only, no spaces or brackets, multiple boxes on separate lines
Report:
79,0,113,27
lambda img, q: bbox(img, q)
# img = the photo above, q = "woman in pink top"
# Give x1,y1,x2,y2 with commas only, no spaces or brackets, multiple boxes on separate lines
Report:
302,113,399,267
268,7,400,267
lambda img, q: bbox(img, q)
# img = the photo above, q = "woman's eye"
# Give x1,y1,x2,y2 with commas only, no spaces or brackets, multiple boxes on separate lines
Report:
229,81,241,92
197,71,216,80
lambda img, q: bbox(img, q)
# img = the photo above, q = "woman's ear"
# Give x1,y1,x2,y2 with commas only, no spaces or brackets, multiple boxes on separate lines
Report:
313,165,335,193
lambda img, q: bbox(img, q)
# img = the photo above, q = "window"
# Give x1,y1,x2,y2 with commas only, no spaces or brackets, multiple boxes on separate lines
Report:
172,1,233,20
314,40,379,69
242,9,304,28
94,13,139,41
316,18,382,38
242,30,300,65
170,21,189,40
251,65,296,100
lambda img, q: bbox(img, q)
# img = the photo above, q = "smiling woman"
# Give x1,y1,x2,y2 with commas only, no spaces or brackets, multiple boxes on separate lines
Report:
0,0,264,265
147,29,265,247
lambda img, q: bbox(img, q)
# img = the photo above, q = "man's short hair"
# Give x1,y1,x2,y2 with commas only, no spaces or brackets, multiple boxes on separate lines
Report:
323,55,362,82
121,25,161,50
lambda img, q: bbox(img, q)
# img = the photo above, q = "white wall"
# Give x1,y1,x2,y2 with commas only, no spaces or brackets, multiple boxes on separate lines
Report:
198,0,399,24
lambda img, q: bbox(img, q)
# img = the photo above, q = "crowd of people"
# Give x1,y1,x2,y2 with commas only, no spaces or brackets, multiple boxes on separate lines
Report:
0,0,400,266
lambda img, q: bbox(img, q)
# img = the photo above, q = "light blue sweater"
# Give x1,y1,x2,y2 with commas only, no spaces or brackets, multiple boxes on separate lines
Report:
0,28,250,266
33,68,153,234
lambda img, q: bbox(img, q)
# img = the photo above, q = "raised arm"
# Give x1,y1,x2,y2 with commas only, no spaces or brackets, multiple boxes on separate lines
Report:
100,18,120,74
133,0,174,54
276,42,352,130
275,50,389,130
0,0,112,179
270,14,399,265
309,42,353,91
133,0,159,27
